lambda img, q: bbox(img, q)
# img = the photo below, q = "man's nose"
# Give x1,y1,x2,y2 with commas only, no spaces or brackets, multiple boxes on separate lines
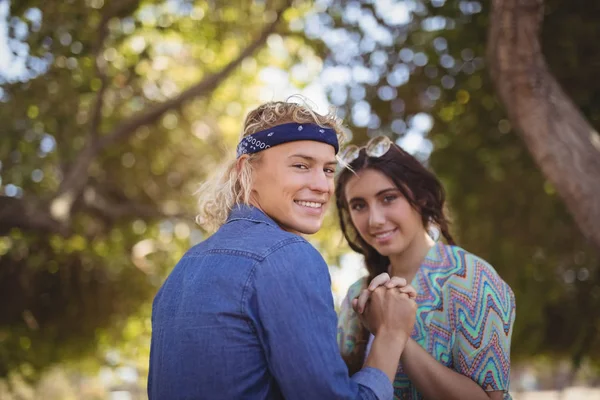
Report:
308,169,330,193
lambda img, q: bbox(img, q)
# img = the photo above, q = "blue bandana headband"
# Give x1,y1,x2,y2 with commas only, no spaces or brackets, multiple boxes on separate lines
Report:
236,123,339,158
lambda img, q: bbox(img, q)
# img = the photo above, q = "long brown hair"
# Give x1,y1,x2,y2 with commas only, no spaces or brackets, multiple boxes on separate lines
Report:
335,142,455,373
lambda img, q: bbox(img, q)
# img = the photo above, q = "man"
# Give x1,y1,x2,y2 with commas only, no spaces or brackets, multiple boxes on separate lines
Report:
148,100,417,399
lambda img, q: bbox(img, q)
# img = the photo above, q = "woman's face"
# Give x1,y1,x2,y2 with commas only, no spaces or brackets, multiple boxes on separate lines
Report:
249,140,337,235
344,168,424,256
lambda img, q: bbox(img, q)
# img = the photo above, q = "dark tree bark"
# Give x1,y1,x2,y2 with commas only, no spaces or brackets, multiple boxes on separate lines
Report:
488,0,600,251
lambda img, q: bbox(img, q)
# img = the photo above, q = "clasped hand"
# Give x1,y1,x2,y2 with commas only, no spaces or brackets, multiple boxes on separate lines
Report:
351,273,418,338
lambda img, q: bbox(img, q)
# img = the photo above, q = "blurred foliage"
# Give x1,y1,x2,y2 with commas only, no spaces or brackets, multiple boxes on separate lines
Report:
0,0,323,378
317,0,600,365
2,0,600,386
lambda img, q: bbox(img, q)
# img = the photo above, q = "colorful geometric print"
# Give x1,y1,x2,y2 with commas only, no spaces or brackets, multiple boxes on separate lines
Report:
337,243,516,400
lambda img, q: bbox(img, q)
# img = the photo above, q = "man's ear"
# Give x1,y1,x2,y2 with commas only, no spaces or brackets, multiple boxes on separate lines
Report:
236,154,249,174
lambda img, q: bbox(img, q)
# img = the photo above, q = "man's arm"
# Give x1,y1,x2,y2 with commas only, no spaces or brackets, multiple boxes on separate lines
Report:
252,240,398,400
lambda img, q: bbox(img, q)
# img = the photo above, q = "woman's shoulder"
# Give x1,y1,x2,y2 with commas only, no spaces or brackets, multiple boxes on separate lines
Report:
440,244,512,293
439,244,515,315
442,244,498,276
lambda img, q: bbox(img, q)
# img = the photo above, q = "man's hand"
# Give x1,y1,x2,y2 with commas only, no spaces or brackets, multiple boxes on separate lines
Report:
352,272,417,314
352,285,417,341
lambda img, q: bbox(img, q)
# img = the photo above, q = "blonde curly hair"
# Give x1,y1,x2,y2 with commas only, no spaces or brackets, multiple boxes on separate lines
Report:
196,96,347,232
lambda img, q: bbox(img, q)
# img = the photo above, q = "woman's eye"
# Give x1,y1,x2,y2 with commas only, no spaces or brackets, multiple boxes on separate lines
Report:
350,203,365,211
324,167,336,174
383,195,397,203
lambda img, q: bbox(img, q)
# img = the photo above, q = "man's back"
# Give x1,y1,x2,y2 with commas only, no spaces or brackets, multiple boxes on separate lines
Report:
149,205,394,400
148,207,299,399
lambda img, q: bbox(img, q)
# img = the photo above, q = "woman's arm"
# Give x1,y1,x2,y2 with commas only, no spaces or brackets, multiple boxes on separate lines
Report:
361,256,515,400
402,252,515,400
400,338,504,400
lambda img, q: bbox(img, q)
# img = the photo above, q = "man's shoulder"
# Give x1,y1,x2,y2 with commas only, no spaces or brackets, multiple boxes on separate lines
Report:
188,218,310,262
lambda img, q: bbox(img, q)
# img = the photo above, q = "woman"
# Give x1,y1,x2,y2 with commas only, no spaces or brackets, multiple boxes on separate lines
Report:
149,99,418,400
336,136,516,400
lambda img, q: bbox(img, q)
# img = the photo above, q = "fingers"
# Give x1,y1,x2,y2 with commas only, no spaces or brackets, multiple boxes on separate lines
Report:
384,276,407,289
381,276,416,299
393,291,410,300
368,272,391,291
355,288,371,314
399,284,417,299
351,298,359,313
355,272,390,314
356,282,394,314
358,274,417,314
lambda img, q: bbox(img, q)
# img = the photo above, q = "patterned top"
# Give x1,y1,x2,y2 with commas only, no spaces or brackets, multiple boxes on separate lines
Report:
337,243,516,400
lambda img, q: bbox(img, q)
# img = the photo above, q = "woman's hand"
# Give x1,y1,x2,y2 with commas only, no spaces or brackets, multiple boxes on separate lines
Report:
352,285,417,338
352,272,417,314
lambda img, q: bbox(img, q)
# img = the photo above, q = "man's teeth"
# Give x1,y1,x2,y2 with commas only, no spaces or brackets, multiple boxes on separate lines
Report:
295,200,322,209
375,230,395,239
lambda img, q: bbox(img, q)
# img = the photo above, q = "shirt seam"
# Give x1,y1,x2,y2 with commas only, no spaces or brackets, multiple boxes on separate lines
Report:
203,248,264,261
226,215,278,228
184,235,306,260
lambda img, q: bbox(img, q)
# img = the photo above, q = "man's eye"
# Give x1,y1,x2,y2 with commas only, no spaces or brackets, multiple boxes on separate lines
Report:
293,164,308,170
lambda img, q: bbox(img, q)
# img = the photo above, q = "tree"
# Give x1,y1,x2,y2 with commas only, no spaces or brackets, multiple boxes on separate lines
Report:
488,0,600,254
318,0,600,364
0,0,313,377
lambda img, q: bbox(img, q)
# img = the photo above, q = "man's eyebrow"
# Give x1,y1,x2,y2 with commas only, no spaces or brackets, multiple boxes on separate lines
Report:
289,154,337,165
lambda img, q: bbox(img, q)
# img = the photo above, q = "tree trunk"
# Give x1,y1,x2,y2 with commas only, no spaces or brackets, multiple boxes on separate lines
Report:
487,0,600,252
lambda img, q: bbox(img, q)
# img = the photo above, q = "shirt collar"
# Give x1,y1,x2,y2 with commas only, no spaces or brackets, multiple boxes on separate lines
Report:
226,204,280,228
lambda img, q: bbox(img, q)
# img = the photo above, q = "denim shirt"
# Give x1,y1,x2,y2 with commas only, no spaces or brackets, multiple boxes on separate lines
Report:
148,205,392,400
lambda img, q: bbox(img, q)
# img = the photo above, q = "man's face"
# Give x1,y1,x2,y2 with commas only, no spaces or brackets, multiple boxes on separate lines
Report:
249,140,337,235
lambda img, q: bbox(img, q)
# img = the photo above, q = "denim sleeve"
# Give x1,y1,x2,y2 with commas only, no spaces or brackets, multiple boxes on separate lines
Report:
252,241,393,400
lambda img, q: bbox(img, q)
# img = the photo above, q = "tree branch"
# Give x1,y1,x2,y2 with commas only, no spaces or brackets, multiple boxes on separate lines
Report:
89,74,108,140
89,0,143,141
81,186,194,222
98,2,289,151
0,188,192,238
89,14,112,141
487,0,600,252
53,1,291,220
0,196,69,237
